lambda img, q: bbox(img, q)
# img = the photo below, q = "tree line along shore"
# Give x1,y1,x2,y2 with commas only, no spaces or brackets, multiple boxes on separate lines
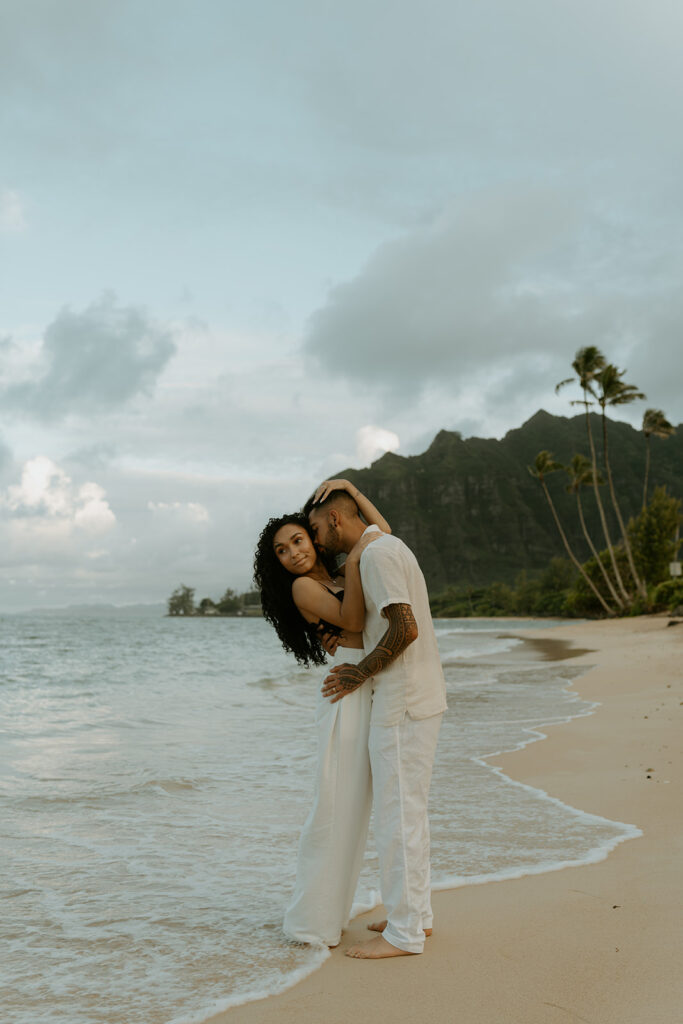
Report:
166,586,262,617
168,346,683,621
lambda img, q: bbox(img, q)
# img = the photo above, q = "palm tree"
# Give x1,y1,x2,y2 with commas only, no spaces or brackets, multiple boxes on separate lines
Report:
565,453,623,610
594,364,647,600
528,451,614,616
642,408,675,509
556,346,631,605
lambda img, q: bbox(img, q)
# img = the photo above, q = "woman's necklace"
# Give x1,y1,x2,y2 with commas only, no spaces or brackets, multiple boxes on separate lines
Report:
308,567,338,589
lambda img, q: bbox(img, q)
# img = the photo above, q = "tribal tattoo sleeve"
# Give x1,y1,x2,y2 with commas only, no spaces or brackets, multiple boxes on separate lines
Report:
357,603,418,680
321,603,418,700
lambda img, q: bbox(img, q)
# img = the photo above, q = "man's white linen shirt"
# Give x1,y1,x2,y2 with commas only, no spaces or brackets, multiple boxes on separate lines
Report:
359,527,447,728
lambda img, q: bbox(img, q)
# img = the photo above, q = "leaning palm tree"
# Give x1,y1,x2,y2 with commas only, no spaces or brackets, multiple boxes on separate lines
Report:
565,453,623,610
594,364,647,600
556,346,631,605
642,408,675,509
528,451,614,616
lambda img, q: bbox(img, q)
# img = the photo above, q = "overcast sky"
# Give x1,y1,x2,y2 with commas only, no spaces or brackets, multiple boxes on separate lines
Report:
2,0,682,610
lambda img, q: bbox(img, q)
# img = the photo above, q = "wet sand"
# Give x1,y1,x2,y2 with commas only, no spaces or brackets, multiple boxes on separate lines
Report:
204,616,682,1024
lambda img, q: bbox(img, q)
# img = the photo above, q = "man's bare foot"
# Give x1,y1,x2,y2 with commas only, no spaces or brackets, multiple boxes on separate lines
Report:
367,919,432,937
346,935,417,959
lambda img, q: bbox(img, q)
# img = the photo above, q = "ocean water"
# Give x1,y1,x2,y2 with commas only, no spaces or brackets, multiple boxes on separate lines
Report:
0,613,640,1024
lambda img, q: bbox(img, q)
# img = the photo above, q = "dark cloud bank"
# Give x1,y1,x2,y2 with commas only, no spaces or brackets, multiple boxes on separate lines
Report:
304,188,683,419
4,293,176,421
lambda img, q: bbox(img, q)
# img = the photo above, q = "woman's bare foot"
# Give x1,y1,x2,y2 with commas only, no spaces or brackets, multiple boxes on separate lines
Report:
367,919,432,937
346,935,417,959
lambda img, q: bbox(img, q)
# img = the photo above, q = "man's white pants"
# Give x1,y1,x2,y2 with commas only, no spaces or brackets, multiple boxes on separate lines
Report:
369,711,442,953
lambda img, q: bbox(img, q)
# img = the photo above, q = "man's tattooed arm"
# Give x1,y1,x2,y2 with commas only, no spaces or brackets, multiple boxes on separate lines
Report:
358,603,418,679
321,603,418,702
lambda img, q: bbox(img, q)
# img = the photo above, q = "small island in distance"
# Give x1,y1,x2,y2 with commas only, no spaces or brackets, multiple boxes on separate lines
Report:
166,585,262,617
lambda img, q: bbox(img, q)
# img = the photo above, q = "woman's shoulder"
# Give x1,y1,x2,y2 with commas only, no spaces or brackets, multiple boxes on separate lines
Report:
291,575,329,602
291,575,334,619
291,574,319,593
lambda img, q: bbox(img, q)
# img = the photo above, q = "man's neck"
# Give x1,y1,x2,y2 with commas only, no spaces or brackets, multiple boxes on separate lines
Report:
339,519,366,554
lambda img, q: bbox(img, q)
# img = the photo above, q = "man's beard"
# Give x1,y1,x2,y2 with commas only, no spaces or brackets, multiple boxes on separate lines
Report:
319,522,343,557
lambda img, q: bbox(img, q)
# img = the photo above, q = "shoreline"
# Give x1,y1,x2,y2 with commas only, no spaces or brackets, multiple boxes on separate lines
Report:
197,616,682,1024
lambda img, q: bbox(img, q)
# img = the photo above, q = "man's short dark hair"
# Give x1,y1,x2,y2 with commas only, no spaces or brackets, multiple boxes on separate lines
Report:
302,489,360,519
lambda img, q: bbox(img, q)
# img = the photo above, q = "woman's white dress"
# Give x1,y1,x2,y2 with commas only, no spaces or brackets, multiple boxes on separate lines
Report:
283,646,372,946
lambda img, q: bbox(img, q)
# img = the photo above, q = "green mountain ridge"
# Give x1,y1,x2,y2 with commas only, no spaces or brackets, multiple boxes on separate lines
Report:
336,410,683,592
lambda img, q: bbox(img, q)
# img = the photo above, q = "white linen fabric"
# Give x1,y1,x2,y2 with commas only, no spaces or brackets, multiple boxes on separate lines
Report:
369,712,443,952
359,528,447,727
358,526,446,952
283,647,372,947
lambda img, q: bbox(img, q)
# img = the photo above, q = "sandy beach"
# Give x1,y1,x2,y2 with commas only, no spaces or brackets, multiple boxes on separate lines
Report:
206,616,682,1024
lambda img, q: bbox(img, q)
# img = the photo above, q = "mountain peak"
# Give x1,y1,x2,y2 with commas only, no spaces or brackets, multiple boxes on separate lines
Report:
428,428,463,450
520,409,558,428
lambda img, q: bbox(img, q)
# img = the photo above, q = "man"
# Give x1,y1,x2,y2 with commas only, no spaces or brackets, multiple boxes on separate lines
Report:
304,487,447,960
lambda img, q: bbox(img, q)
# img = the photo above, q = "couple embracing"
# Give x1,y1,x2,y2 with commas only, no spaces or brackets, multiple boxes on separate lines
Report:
253,480,447,959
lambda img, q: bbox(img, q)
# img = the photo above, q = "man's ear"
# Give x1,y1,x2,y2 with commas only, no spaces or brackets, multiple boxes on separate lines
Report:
329,508,341,528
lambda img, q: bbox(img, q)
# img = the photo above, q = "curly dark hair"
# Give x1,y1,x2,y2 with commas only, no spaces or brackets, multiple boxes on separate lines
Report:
253,512,334,667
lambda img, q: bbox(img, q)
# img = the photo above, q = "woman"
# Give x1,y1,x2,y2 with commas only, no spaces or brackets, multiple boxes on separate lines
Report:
253,479,390,947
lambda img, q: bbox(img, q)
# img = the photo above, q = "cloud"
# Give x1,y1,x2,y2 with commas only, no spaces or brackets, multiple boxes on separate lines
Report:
0,430,11,470
4,293,177,420
0,187,26,232
2,456,116,535
355,425,400,466
147,500,209,524
304,189,577,393
0,456,119,610
64,441,119,474
73,482,117,533
316,423,401,478
303,186,683,426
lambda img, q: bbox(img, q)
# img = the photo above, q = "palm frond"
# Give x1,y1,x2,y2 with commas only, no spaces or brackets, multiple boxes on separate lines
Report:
643,408,675,439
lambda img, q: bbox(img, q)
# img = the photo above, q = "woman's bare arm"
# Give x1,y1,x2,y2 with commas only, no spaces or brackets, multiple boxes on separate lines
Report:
313,478,391,534
291,532,380,633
